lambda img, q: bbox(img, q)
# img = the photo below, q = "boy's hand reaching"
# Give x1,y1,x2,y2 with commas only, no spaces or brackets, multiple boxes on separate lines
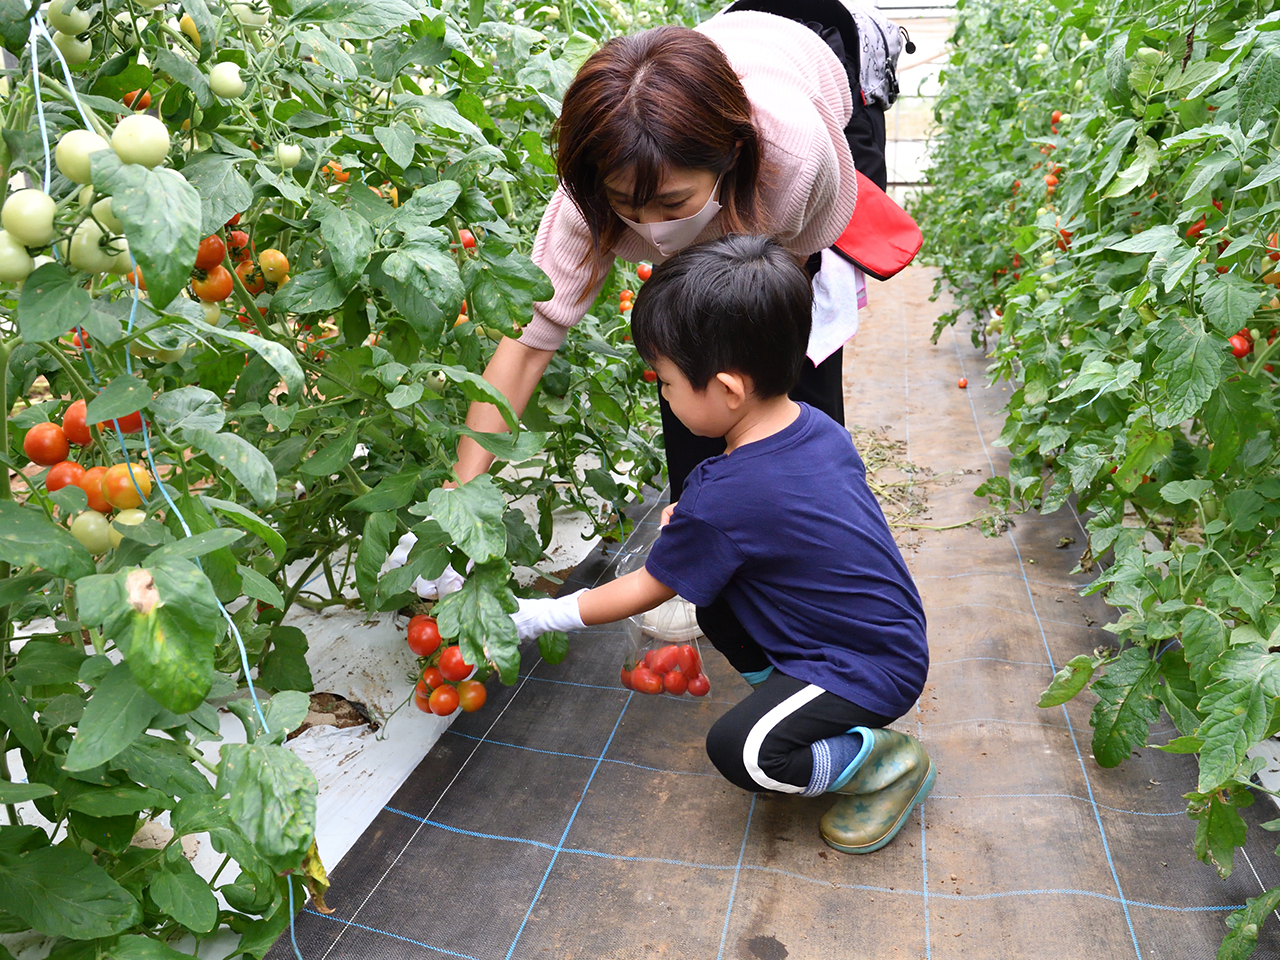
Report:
511,591,586,641
660,503,677,527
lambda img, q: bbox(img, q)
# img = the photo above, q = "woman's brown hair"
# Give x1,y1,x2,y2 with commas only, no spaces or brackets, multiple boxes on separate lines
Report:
555,25,768,265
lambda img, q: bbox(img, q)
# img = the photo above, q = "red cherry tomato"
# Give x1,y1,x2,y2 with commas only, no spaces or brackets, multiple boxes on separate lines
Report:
637,262,652,281
675,644,700,678
24,422,70,466
413,691,433,713
650,645,680,675
457,679,487,713
438,645,472,682
415,673,432,699
643,370,657,383
1186,217,1206,239
630,666,662,695
420,667,444,690
123,89,151,110
958,377,968,388
63,399,92,446
235,260,264,295
428,684,459,715
686,674,711,697
458,228,476,249
194,234,227,271
78,465,111,514
407,615,442,657
1229,334,1252,358
620,667,633,689
662,670,688,695
97,408,144,434
192,264,234,302
45,460,85,492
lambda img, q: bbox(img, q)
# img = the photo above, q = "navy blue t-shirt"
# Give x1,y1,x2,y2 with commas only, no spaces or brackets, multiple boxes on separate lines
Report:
645,403,928,717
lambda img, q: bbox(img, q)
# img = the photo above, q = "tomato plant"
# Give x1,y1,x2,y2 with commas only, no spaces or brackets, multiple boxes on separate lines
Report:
0,0,687,954
914,0,1280,949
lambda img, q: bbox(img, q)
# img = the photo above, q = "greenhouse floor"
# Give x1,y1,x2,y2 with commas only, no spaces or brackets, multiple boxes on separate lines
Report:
270,266,1280,960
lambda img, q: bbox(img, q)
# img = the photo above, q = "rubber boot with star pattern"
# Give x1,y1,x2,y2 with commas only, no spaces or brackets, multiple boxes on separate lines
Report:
819,727,936,854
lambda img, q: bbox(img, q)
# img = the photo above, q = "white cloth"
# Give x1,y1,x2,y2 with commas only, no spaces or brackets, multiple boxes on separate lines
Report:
511,591,586,641
381,530,465,600
808,248,861,365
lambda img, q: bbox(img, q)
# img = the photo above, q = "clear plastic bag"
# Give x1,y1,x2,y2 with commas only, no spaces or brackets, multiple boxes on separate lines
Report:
615,548,712,698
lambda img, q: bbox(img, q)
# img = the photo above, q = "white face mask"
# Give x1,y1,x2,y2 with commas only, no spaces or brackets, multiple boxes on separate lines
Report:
616,175,723,258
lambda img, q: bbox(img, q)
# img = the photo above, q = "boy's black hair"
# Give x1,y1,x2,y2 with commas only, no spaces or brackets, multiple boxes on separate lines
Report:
630,235,812,398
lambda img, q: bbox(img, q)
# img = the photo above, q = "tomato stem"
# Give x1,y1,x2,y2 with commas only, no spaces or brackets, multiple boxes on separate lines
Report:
33,74,111,140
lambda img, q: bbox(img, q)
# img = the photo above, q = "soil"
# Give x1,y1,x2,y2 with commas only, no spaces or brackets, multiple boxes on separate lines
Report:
286,691,375,739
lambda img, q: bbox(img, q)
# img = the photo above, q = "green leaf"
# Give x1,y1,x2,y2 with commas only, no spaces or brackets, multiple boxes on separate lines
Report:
217,742,317,873
153,48,211,108
113,734,216,798
1197,676,1270,791
65,663,162,771
1059,442,1107,490
299,422,360,477
1217,888,1280,960
17,263,92,342
1152,316,1223,427
1038,654,1098,708
437,366,518,430
238,565,284,609
538,629,569,665
201,496,286,559
0,846,140,938
1181,608,1226,689
1201,274,1260,333
11,639,87,687
1160,479,1214,504
374,121,418,169
386,383,424,409
347,469,420,512
258,626,313,693
64,782,170,817
111,934,199,960
1237,43,1280,133
393,93,483,138
288,0,422,39
92,152,201,310
428,474,508,564
148,386,226,435
148,528,245,563
456,427,548,463
1203,374,1263,476
0,501,96,580
391,180,462,225
314,201,374,289
189,318,305,398
376,239,463,342
433,561,520,683
1103,136,1159,198
85,376,150,427
121,560,221,713
183,153,255,237
1089,647,1161,767
354,511,396,608
1189,786,1250,878
150,854,217,933
271,265,349,314
0,572,53,607
1239,155,1280,191
296,28,358,77
187,430,278,506
465,249,555,329
1107,41,1132,100
0,781,55,803
1115,417,1173,492
0,679,43,755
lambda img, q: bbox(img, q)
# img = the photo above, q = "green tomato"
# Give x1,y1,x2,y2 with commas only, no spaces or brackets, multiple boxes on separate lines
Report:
1035,287,1051,303
1,189,57,247
1136,47,1161,66
56,130,110,185
69,218,118,273
1074,79,1084,93
71,511,111,554
155,343,188,363
92,195,123,233
208,62,246,99
230,3,269,28
112,113,170,167
0,230,35,283
109,238,133,275
46,0,92,33
275,143,302,169
1041,253,1056,266
108,508,147,548
52,30,92,65
1201,495,1220,522
1035,42,1049,55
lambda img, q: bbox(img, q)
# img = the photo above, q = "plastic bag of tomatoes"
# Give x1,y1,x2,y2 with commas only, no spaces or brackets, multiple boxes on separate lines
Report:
622,633,710,698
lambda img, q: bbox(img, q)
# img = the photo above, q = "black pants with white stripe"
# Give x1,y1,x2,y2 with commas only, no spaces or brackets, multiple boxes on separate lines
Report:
698,595,898,793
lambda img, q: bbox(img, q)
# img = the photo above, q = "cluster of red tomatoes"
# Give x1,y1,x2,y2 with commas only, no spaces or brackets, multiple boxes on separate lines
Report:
622,643,710,697
182,213,288,312
23,399,153,554
406,615,488,716
1228,326,1277,362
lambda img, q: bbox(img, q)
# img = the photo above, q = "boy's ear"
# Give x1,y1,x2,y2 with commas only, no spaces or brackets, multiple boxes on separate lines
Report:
715,371,748,409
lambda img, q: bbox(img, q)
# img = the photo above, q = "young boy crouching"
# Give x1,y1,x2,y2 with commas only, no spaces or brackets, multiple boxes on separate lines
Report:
512,235,933,854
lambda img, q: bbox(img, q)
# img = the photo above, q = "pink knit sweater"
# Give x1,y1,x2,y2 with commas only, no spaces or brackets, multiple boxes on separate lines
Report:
519,11,858,351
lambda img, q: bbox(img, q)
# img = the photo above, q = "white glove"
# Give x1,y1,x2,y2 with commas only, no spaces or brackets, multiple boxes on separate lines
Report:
382,531,466,600
511,591,586,641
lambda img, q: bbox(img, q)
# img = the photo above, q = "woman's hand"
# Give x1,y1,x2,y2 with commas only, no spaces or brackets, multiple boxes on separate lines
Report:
659,503,677,527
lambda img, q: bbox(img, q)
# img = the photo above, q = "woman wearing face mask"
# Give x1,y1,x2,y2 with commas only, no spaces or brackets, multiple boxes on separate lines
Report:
453,13,858,506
